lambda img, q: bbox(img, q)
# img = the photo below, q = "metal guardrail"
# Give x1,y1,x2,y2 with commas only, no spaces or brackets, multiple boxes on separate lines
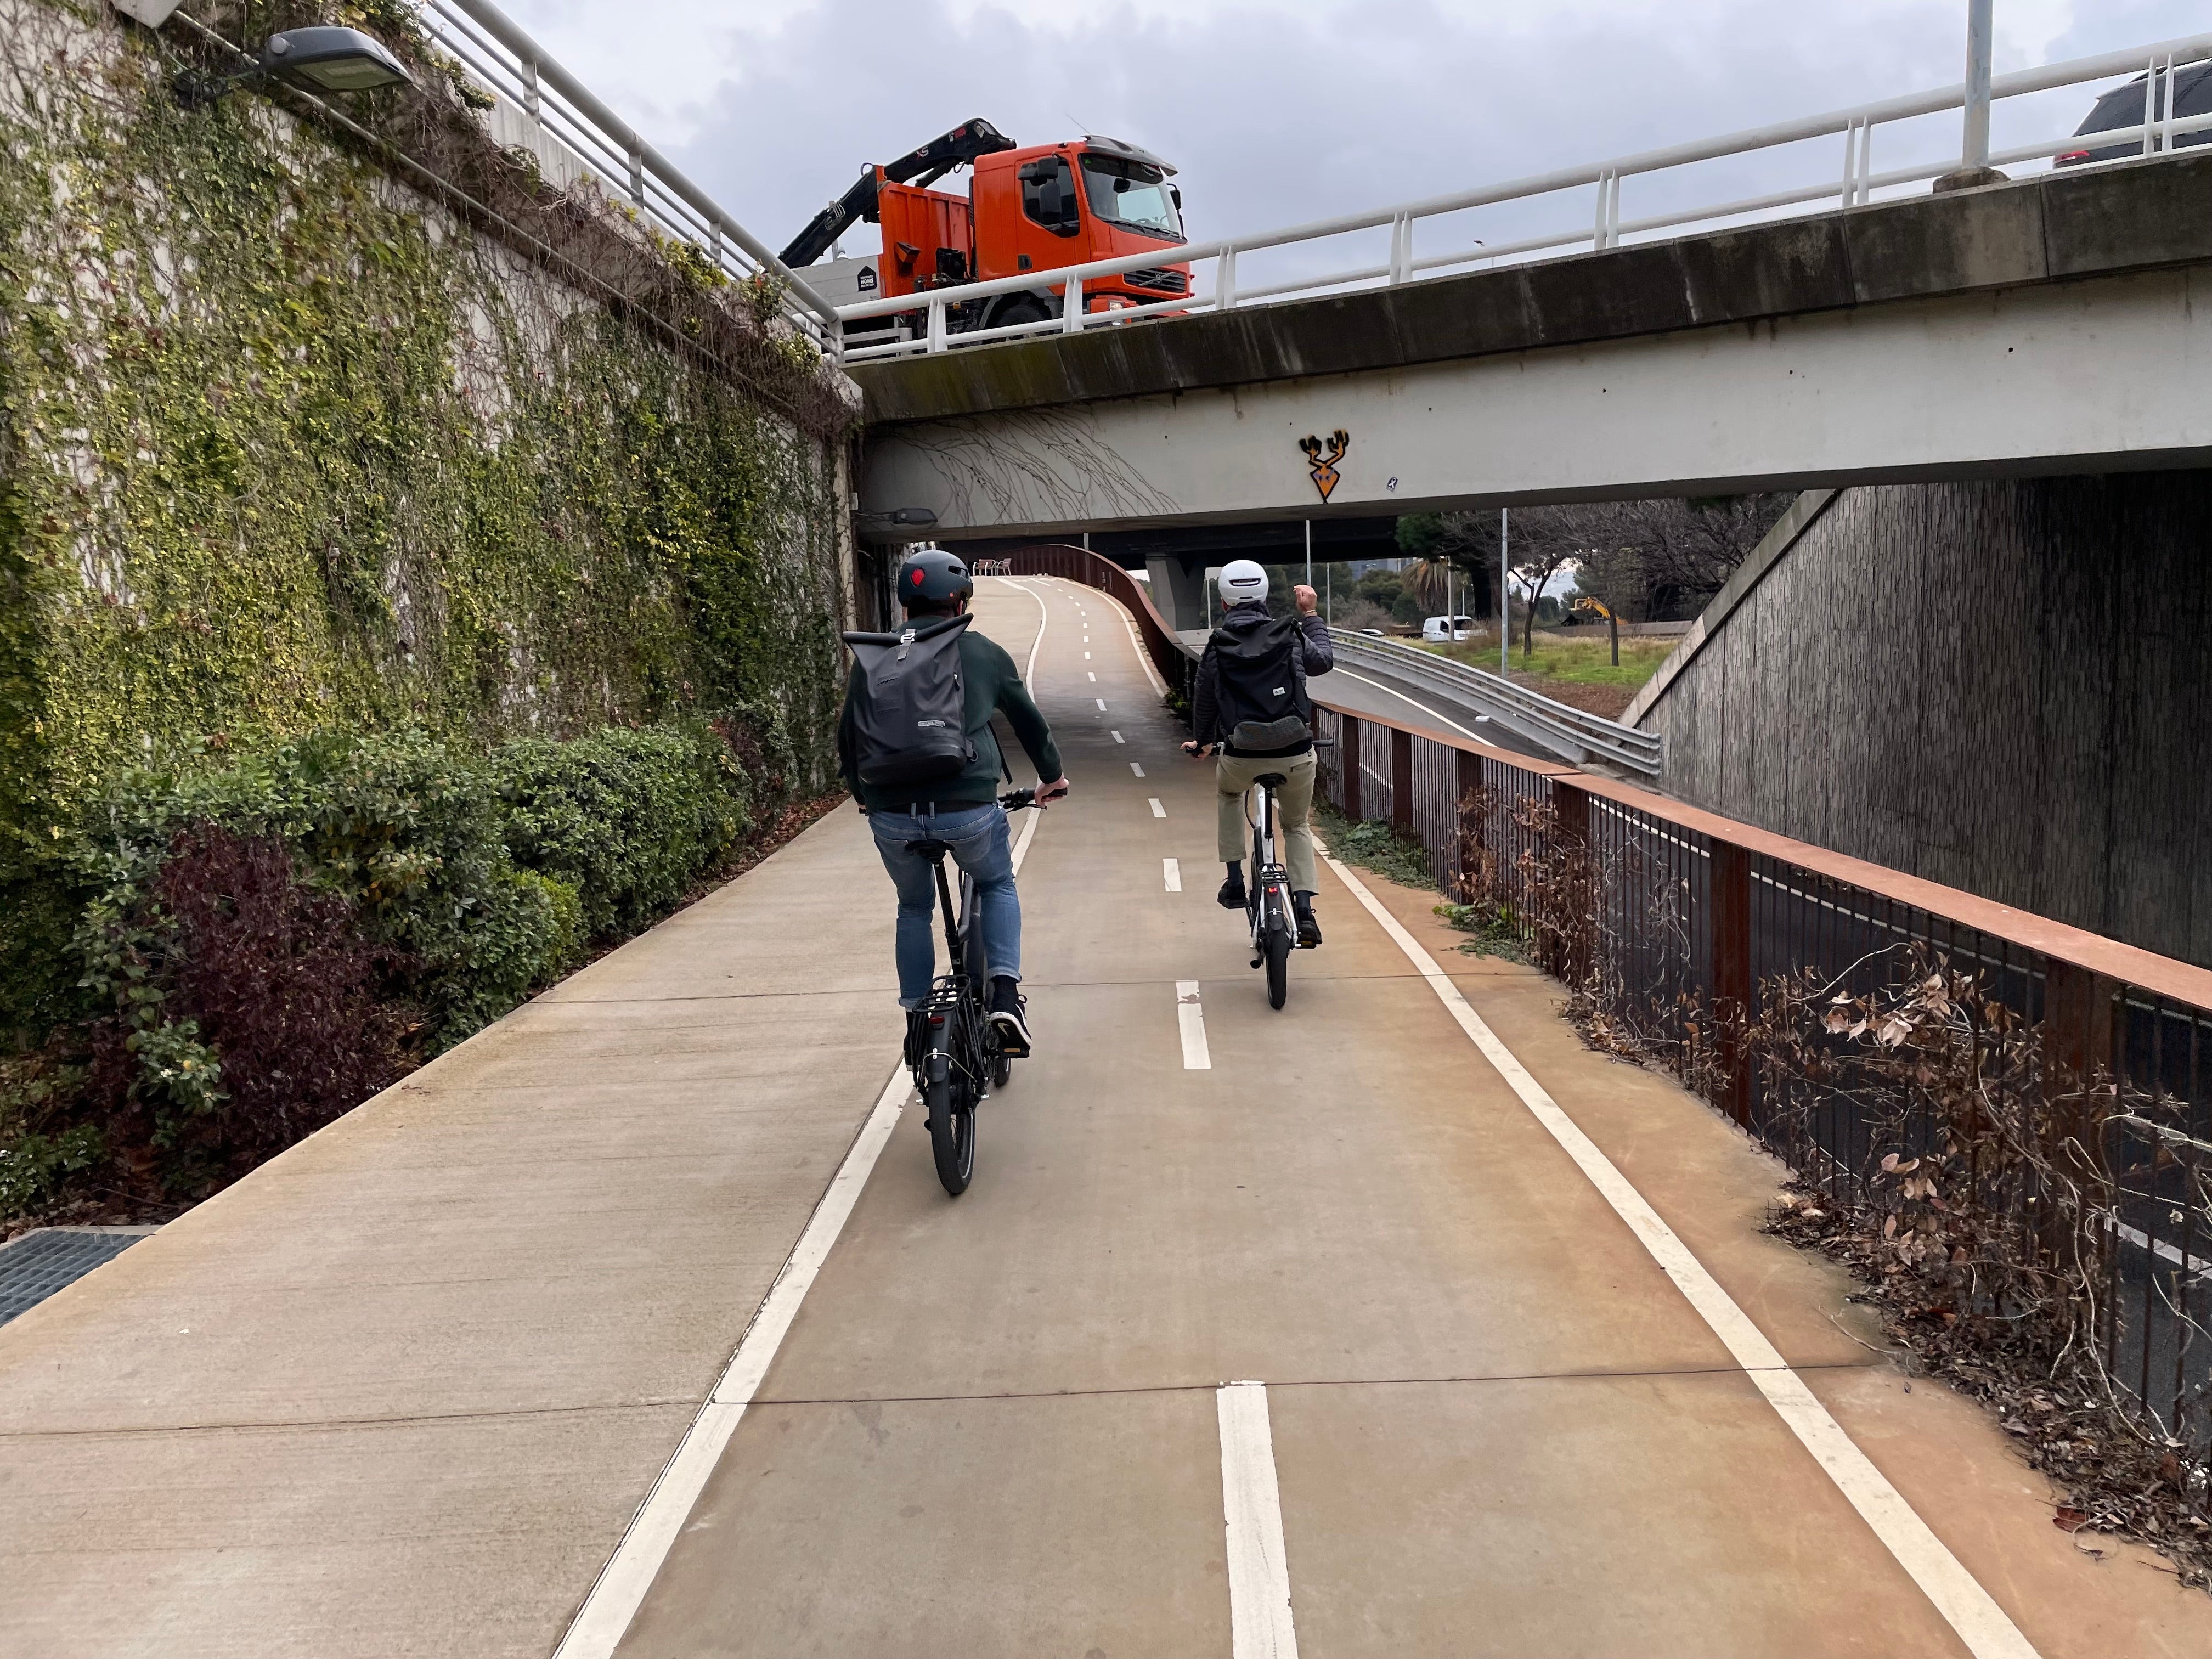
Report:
836,32,2212,360
412,0,838,344
1331,634,1663,777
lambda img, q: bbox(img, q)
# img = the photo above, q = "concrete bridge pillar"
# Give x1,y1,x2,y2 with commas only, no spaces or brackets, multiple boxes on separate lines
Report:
1145,555,1210,635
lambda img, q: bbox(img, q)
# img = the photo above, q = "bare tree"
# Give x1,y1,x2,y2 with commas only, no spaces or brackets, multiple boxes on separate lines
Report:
1415,493,1791,634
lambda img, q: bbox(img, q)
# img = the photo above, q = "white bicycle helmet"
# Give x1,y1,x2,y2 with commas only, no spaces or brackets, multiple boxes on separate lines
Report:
1217,558,1268,605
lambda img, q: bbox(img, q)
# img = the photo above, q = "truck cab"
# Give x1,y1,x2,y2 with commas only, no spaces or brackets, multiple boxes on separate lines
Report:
968,138,1192,319
862,137,1190,334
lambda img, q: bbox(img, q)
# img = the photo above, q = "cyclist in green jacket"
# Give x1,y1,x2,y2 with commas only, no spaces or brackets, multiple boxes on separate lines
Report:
837,549,1070,1059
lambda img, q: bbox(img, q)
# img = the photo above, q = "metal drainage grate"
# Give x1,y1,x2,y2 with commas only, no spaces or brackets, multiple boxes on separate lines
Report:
0,1227,155,1325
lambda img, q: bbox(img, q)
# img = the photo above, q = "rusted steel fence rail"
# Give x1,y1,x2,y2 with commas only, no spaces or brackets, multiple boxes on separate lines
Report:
1314,696,2212,1465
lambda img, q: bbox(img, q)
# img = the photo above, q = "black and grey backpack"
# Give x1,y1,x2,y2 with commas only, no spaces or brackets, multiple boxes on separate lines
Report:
1210,615,1312,751
840,614,975,788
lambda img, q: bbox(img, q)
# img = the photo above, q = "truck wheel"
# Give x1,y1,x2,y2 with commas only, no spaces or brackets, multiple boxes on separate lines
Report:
991,296,1052,331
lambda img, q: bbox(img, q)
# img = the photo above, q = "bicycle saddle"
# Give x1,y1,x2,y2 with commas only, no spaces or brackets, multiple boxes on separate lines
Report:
904,838,953,857
1254,772,1289,788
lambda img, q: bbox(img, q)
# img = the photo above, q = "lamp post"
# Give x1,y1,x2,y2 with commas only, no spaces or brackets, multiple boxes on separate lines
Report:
163,25,413,109
1935,0,2007,191
1499,507,1510,675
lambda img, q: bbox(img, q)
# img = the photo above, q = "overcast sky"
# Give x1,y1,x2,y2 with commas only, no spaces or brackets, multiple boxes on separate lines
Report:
495,0,2205,274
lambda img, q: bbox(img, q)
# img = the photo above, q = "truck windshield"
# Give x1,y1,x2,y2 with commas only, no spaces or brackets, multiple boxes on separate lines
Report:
1080,154,1184,241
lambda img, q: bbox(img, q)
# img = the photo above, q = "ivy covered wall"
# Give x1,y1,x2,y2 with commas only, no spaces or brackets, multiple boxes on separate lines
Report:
1,0,858,1026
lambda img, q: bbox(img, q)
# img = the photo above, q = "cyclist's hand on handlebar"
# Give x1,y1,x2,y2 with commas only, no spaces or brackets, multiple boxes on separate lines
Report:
1182,740,1211,759
1036,776,1070,806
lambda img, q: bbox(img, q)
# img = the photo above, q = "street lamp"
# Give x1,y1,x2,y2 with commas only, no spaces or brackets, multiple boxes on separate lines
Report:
168,26,413,111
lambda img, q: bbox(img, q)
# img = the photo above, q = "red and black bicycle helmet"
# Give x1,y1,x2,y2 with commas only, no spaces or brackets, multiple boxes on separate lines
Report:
896,547,974,608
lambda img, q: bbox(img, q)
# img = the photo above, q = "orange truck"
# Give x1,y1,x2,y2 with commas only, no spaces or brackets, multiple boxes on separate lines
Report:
780,118,1193,343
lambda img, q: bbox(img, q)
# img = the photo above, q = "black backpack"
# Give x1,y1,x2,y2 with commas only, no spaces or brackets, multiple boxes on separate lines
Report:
841,614,975,788
1210,616,1312,751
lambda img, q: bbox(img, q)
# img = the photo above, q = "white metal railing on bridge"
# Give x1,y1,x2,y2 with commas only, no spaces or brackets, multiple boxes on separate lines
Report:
835,32,2212,363
413,0,838,346
1331,634,1664,778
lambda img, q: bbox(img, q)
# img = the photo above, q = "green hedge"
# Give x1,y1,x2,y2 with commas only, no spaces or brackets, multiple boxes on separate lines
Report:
0,715,791,1219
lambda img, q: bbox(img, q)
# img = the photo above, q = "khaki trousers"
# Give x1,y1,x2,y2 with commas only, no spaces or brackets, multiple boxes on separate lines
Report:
1215,749,1319,893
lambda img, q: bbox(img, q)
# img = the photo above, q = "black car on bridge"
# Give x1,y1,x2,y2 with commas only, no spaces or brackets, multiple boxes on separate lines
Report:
2057,59,2212,166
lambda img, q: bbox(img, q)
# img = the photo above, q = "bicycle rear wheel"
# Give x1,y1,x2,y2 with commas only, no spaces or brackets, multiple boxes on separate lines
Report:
926,1066,978,1195
1263,891,1292,1010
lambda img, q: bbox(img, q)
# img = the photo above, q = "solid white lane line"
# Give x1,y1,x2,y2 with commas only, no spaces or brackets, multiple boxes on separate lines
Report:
1096,698,1108,710
1148,797,1166,818
1012,799,1041,873
1177,980,1211,1069
994,575,1050,686
1164,857,1182,892
1217,1383,1299,1659
1322,854,2042,1659
1333,668,1487,742
1131,761,1146,777
555,1073,908,1658
1111,730,1125,743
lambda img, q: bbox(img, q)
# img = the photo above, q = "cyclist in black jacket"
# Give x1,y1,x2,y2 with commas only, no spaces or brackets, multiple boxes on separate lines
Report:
1182,560,1334,945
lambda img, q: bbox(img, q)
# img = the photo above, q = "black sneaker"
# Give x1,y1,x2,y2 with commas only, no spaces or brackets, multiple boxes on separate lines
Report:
1217,874,1248,910
1293,894,1323,947
988,977,1032,1056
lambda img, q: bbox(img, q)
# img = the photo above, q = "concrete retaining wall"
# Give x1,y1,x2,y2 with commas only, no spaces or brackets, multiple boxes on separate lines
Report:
1634,475,2212,968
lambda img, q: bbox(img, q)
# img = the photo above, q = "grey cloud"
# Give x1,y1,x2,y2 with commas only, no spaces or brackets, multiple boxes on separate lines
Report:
652,1,2183,273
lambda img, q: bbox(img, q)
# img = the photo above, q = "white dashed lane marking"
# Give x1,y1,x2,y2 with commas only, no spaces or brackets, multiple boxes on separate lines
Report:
1218,1381,1299,1659
1163,857,1181,892
1176,980,1210,1070
1110,730,1125,743
1131,762,1146,777
1148,797,1166,819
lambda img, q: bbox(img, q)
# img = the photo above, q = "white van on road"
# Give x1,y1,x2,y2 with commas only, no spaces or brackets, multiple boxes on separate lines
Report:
1421,615,1477,642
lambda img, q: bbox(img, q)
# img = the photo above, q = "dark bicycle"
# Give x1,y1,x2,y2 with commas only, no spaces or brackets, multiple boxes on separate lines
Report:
905,788,1036,1195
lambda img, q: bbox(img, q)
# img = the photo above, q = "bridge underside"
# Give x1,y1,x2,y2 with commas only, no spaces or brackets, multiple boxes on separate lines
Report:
862,264,2212,539
854,156,2212,542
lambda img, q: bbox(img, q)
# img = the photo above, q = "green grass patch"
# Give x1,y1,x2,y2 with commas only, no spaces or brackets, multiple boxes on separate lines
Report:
1315,803,1436,891
1417,634,1675,689
1435,900,1531,963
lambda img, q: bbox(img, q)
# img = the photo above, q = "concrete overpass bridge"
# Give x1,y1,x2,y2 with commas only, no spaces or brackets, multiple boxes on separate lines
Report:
853,151,2212,558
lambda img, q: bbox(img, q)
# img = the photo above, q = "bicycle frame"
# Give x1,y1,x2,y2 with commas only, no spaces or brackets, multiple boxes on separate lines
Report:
1244,779,1293,964
907,788,1036,1091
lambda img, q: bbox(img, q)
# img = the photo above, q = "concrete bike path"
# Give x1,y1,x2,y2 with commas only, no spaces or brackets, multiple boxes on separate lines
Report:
611,578,2211,1659
0,635,1062,1656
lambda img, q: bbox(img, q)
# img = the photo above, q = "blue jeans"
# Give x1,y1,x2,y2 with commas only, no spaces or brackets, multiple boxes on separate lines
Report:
870,803,1021,1010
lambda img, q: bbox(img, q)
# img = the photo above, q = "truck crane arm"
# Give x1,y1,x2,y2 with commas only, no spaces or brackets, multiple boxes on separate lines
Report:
778,117,1017,269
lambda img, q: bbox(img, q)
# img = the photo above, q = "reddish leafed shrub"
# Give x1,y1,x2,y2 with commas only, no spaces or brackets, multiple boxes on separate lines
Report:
121,826,414,1184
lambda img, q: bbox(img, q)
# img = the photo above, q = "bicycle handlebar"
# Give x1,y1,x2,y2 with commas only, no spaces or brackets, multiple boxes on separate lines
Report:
998,788,1038,810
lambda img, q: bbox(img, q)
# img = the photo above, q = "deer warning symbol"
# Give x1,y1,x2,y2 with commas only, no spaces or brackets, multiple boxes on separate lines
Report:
1299,430,1350,503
